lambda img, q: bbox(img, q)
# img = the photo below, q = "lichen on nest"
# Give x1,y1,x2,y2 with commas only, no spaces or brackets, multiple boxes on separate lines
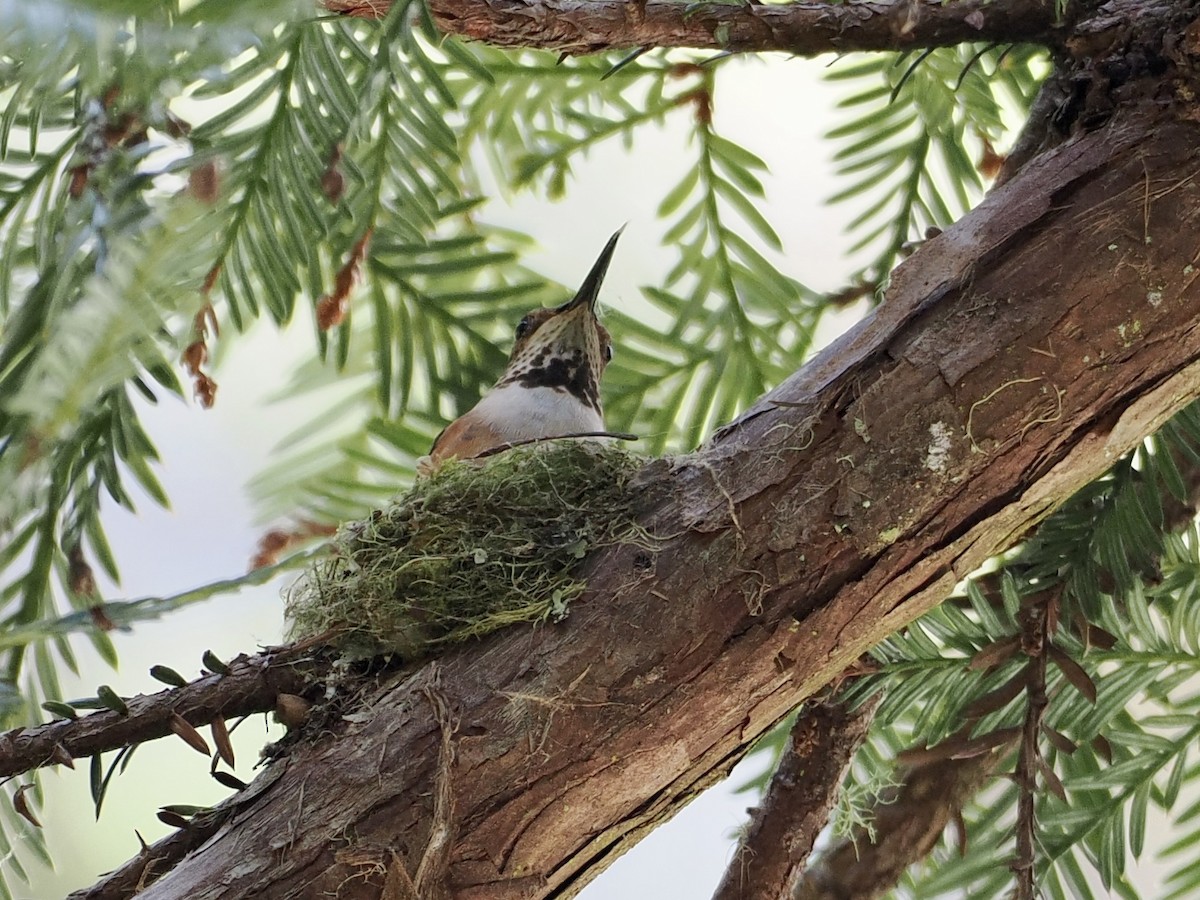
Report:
285,442,646,660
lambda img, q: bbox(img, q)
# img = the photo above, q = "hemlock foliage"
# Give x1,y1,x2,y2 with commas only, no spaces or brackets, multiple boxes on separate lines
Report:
1,1,1195,898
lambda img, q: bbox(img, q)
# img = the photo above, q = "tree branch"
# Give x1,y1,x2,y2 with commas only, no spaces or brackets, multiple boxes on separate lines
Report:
712,696,876,900
326,0,1063,56
0,650,326,780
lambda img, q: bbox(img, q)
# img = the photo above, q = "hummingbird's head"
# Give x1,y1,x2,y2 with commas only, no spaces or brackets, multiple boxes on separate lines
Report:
497,228,622,415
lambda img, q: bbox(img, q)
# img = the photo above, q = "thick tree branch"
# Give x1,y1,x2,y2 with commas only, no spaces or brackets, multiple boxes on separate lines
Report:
326,0,1063,56
0,650,325,780
71,89,1200,900
712,696,876,900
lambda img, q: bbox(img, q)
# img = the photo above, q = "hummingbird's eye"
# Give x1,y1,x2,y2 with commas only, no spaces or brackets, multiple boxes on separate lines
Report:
515,317,532,340
603,344,613,362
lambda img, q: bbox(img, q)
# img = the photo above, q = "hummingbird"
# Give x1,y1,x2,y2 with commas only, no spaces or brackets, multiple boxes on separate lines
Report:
417,228,623,475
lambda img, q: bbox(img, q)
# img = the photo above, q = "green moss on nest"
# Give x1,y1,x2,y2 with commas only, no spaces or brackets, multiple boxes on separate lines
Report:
286,442,645,659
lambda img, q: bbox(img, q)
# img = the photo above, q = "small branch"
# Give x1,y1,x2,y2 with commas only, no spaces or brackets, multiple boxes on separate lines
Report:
1013,595,1052,898
996,72,1072,187
0,650,326,780
326,0,1063,57
0,551,319,652
711,695,876,900
792,743,1011,900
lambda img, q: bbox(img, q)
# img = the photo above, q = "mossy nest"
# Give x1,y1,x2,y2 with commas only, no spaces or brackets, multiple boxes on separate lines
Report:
286,442,646,659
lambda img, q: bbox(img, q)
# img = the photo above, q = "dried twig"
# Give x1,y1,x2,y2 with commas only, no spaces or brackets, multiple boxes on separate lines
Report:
1012,594,1053,897
0,650,326,780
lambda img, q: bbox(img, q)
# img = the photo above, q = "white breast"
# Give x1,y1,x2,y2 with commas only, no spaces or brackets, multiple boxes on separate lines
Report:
473,384,604,443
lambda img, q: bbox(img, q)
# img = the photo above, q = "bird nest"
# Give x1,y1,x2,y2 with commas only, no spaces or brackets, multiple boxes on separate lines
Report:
285,442,646,660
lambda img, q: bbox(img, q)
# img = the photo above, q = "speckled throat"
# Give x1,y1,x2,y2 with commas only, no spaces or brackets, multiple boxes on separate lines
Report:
495,314,604,415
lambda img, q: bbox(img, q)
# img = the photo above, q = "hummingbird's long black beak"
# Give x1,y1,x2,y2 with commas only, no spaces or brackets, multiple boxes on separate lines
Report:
558,226,624,314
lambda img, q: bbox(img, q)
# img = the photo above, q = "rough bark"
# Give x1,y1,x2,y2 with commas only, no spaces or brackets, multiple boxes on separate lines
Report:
711,697,876,900
66,81,1200,899
324,0,1062,56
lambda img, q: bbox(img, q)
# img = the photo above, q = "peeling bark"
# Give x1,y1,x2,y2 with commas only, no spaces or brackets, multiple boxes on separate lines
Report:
66,88,1200,899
